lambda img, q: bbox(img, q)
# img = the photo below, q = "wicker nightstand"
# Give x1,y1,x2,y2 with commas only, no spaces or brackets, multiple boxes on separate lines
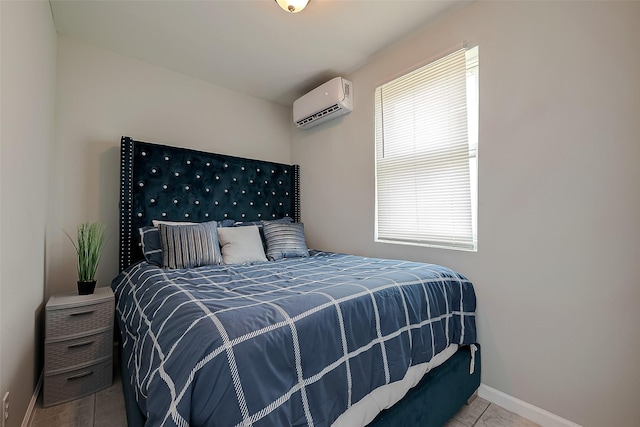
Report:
43,287,115,407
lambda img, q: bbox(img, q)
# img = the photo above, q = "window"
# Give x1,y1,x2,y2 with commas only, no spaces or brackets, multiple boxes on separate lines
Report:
375,45,479,251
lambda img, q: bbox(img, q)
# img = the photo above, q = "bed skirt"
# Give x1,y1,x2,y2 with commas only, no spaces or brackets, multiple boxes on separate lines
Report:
119,344,481,427
368,344,481,427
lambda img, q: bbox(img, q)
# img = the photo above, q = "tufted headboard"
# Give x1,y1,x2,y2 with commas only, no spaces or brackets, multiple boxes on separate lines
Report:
119,136,300,271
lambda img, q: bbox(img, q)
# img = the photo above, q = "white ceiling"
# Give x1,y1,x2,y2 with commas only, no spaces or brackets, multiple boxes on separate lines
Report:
50,0,465,106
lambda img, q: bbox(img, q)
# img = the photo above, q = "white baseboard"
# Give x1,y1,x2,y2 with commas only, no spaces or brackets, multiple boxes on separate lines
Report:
478,384,582,427
21,372,42,427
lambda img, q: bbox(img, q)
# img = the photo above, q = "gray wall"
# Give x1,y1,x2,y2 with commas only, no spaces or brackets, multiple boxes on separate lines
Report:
292,2,640,426
0,2,57,426
48,36,293,296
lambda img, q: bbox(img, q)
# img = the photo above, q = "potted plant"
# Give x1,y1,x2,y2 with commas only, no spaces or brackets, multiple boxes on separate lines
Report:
67,222,107,295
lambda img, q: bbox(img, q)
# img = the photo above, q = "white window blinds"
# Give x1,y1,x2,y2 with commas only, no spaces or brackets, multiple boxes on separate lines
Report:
375,46,478,251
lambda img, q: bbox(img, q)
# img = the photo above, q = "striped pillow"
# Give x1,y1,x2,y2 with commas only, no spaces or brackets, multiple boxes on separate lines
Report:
159,221,222,269
262,222,309,261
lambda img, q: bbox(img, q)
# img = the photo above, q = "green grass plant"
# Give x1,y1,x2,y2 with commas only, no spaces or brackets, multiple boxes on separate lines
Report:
67,222,107,282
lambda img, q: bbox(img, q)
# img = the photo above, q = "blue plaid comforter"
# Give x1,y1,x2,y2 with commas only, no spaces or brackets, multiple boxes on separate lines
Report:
111,251,476,427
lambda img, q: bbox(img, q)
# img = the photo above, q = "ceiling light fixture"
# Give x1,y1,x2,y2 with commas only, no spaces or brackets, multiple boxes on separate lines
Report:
275,0,310,13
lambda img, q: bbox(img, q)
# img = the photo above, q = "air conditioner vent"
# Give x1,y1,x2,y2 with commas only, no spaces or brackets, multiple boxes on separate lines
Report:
295,104,342,127
293,77,353,129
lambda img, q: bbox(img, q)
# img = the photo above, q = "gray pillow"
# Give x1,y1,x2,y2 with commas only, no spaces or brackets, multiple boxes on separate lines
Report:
217,226,268,264
262,222,309,261
159,221,222,269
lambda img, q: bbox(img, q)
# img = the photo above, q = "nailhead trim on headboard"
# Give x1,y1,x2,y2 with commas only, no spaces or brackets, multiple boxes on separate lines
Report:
119,137,135,272
118,136,301,271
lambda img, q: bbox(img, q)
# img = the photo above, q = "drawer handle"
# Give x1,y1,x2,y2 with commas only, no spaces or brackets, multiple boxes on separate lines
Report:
67,371,93,381
69,310,95,317
67,340,94,349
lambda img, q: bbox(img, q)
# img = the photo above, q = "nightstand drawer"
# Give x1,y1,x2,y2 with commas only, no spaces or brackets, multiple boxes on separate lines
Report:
43,359,112,407
46,300,113,339
45,330,113,372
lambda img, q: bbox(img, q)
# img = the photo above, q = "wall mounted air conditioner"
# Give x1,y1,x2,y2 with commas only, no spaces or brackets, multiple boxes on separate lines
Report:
293,77,353,129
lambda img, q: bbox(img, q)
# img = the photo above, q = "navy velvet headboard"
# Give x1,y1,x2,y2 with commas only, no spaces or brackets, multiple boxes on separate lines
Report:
119,136,300,271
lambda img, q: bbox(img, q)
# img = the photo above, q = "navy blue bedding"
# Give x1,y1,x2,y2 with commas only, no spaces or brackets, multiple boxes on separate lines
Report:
111,251,476,427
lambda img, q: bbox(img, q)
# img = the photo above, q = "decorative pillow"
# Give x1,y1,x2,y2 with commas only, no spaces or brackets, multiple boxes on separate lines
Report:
262,222,309,261
218,219,236,228
154,219,236,228
235,216,293,250
159,221,222,269
233,216,293,228
139,226,163,266
216,226,268,265
152,220,197,227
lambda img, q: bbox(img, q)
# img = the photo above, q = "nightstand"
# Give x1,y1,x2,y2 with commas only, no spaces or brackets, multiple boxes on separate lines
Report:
43,287,115,407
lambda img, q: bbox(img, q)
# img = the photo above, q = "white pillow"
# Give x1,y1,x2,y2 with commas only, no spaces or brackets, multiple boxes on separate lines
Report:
216,226,268,264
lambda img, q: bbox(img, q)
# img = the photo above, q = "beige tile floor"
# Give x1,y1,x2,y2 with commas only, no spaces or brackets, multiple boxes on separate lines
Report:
444,397,540,427
32,369,539,427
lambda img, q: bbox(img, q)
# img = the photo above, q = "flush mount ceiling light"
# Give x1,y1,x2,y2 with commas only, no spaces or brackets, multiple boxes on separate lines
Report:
275,0,310,13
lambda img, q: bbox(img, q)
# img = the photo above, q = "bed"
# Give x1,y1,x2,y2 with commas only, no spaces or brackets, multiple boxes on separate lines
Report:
113,136,480,427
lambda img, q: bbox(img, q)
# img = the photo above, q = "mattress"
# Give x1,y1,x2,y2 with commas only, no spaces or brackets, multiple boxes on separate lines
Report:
112,251,477,426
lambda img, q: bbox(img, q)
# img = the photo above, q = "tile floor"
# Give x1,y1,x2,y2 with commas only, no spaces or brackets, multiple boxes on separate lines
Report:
32,368,539,427
444,397,540,427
